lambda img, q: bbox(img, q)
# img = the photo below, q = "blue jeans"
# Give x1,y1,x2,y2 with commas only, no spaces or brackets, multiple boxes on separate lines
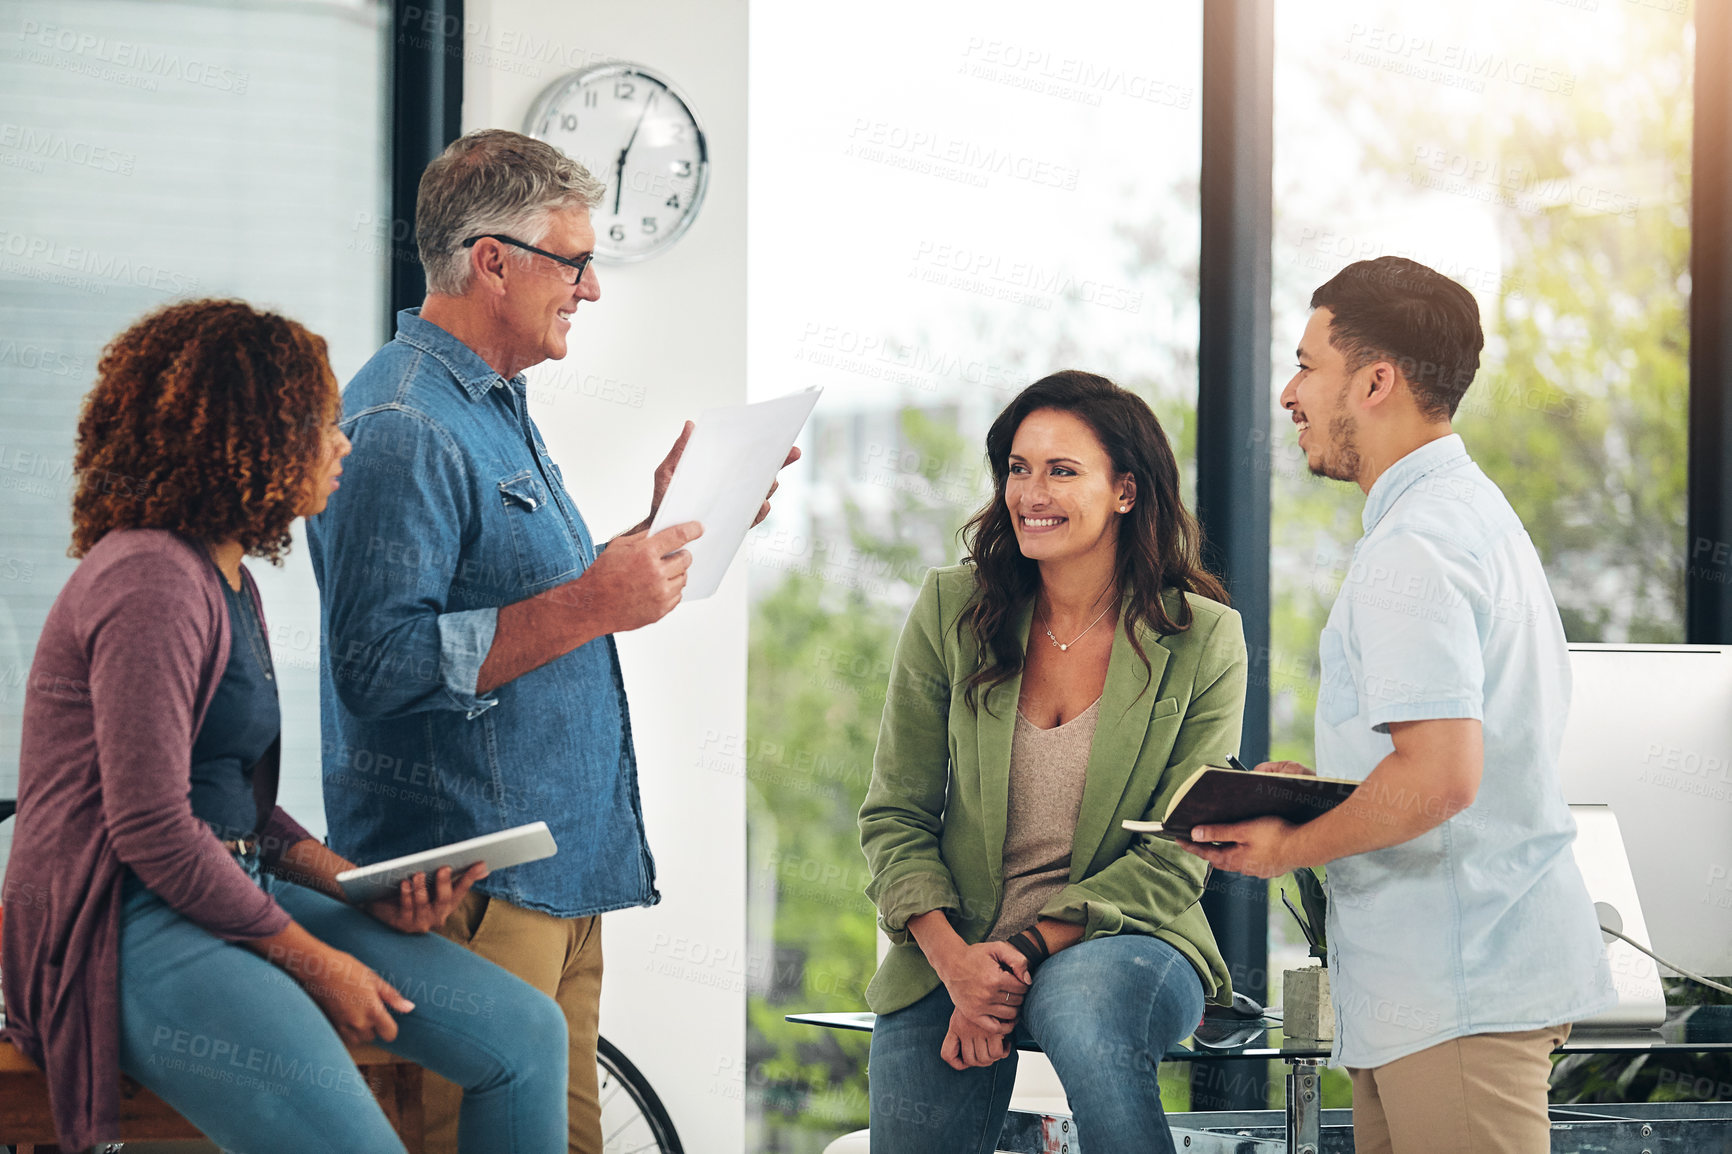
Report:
868,934,1206,1154
116,859,568,1153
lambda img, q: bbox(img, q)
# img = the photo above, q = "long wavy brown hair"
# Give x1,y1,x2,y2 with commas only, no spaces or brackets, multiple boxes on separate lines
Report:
70,299,337,562
960,371,1228,711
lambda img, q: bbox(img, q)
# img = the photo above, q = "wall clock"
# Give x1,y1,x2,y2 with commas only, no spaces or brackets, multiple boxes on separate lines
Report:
525,62,710,263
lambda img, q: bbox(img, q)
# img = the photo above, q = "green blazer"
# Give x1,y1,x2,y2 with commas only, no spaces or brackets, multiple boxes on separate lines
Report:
859,564,1247,1014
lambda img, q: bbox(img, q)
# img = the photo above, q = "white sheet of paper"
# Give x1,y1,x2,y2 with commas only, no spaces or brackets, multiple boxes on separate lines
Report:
649,388,821,600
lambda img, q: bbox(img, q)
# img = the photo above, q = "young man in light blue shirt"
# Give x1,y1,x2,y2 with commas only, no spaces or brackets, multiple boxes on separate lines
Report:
1182,256,1615,1154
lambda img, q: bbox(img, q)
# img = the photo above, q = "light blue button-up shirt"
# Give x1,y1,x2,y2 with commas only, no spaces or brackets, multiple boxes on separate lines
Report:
306,310,658,919
1314,433,1615,1069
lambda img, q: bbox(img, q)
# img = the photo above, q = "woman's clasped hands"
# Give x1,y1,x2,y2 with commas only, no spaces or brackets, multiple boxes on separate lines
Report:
932,939,1032,1070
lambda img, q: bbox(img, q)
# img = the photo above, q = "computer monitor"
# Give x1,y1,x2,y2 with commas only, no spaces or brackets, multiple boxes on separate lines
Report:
1558,644,1732,979
1568,804,1665,1028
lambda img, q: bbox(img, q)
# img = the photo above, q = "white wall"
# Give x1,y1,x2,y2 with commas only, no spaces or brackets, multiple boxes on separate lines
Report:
460,2,749,1148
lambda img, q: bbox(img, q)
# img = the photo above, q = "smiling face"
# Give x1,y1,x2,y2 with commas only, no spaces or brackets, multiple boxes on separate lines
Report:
1004,407,1133,567
497,204,600,372
1280,307,1365,484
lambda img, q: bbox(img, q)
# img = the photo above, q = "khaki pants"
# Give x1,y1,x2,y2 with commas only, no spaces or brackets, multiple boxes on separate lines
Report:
1349,1024,1571,1154
423,891,604,1154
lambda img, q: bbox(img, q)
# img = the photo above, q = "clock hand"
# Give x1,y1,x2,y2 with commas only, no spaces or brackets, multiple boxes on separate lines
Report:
613,88,658,215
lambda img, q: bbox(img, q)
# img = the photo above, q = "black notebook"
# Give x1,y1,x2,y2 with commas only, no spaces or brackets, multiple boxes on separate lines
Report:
1122,766,1358,842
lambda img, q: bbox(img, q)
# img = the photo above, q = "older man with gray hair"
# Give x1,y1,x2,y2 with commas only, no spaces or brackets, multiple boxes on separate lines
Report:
308,129,786,1153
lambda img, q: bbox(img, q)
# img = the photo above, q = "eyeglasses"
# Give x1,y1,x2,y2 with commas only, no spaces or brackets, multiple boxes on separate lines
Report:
462,234,594,285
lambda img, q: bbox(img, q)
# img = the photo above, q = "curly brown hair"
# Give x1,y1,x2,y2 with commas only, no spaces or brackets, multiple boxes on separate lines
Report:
70,298,337,562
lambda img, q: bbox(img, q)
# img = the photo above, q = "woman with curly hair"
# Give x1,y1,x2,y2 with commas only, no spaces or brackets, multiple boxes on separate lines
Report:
2,299,568,1152
858,371,1248,1154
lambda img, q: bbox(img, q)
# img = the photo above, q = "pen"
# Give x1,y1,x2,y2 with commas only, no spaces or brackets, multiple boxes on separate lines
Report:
1226,755,1252,773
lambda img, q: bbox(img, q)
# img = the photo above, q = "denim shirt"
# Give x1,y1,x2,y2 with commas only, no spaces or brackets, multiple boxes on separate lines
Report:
1314,434,1615,1069
306,309,658,918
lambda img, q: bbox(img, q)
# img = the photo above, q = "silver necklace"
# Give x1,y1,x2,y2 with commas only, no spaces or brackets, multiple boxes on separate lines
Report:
1041,600,1115,652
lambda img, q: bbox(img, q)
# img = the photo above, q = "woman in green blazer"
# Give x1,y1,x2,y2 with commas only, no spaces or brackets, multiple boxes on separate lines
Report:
858,371,1248,1153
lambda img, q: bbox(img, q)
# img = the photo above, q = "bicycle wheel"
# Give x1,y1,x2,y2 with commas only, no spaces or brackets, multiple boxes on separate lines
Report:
596,1035,683,1154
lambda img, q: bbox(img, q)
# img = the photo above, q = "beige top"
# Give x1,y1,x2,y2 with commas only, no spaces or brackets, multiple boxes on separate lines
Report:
986,697,1100,942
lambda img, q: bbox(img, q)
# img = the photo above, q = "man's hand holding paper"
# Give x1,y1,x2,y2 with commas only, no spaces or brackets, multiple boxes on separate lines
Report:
648,388,820,599
583,521,706,630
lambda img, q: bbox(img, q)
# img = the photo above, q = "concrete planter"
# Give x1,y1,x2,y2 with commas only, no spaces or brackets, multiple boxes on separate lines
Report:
1284,964,1334,1041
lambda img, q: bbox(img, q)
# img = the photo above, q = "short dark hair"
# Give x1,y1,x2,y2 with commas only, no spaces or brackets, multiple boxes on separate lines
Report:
1309,256,1485,420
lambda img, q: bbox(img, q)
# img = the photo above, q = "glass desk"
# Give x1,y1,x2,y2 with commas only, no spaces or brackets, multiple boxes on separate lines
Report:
788,1005,1732,1152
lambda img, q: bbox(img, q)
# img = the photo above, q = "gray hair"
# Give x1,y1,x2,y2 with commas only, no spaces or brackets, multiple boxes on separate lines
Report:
416,129,606,296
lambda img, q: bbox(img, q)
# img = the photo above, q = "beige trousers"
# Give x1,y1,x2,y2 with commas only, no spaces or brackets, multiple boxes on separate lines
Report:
1348,1024,1571,1154
423,891,605,1154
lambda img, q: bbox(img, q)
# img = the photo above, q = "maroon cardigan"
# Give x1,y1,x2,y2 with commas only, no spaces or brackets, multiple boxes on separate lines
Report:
2,529,314,1149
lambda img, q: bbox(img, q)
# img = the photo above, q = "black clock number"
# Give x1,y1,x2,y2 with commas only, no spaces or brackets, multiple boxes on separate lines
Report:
641,217,658,235
609,224,626,242
665,194,681,210
583,89,598,107
672,159,692,179
560,114,578,131
615,80,635,101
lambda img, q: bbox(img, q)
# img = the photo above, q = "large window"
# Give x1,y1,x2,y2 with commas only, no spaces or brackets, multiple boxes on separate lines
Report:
1268,2,1691,770
0,0,390,841
747,0,1694,1139
746,3,1204,1146
1270,0,1690,743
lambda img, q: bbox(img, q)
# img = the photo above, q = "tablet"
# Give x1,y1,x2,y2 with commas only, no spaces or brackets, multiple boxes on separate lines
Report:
335,822,558,905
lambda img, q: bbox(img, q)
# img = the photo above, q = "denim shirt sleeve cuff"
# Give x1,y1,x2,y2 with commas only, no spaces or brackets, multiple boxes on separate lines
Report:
437,606,501,719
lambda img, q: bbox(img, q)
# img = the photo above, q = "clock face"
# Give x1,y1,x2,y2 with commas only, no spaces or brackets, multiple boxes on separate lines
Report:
525,63,710,263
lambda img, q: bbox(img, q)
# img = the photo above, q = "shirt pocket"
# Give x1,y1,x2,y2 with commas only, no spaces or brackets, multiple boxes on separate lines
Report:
1317,626,1360,728
497,469,582,589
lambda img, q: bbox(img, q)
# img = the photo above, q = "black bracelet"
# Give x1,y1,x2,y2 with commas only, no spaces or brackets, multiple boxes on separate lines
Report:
1006,931,1046,974
1025,923,1051,958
